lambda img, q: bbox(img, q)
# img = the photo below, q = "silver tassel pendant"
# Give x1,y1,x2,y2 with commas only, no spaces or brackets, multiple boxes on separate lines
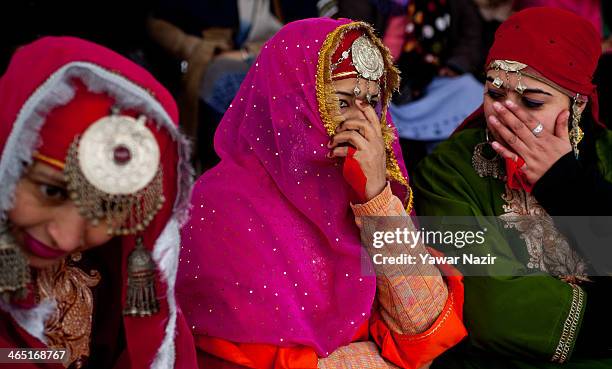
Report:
123,237,159,317
0,225,30,298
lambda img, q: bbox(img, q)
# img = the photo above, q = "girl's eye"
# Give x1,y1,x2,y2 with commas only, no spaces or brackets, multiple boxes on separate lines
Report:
522,98,544,109
39,184,68,201
486,89,505,100
338,100,349,109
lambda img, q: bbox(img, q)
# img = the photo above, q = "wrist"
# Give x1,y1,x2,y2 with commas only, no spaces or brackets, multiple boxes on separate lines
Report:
351,182,393,216
364,179,387,202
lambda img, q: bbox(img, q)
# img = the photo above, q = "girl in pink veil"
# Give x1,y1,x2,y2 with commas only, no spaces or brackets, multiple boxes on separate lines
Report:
177,18,466,369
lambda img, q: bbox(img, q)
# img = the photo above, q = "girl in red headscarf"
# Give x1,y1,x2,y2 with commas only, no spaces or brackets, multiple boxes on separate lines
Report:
0,37,197,368
413,7,612,368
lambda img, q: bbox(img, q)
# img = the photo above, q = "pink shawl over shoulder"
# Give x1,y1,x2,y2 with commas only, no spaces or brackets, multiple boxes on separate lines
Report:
177,18,410,356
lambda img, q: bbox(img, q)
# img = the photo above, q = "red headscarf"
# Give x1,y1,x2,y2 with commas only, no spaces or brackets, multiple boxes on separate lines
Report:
0,37,196,368
486,7,601,124
454,7,603,192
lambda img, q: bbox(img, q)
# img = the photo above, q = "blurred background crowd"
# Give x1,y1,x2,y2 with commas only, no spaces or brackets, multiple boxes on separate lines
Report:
2,0,610,175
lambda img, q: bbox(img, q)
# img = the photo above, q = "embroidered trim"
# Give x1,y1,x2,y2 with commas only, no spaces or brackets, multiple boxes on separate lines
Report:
404,185,414,214
37,256,101,368
315,22,412,211
500,185,588,279
396,293,455,342
331,71,358,79
500,186,587,363
551,284,584,363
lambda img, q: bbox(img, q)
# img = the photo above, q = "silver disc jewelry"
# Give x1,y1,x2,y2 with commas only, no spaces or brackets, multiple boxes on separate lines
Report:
77,114,160,195
351,36,384,81
64,111,165,235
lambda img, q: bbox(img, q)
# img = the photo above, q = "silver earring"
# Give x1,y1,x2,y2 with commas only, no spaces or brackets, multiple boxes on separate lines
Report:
0,222,30,299
123,237,159,317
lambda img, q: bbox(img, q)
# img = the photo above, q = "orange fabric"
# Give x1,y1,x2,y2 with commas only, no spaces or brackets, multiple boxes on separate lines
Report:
193,323,368,369
194,272,464,369
369,270,466,369
352,320,370,342
194,250,465,369
195,336,318,369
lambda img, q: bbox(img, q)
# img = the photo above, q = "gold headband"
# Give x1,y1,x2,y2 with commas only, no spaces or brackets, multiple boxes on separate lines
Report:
33,152,65,170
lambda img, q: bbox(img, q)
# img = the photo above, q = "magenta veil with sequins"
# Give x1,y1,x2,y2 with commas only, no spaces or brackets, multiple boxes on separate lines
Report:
177,18,410,356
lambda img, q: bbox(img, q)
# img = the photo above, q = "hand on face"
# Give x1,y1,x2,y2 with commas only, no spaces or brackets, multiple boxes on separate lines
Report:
487,99,572,185
328,79,387,201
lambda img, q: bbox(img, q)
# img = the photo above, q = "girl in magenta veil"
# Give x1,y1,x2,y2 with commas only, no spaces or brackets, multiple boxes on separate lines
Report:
177,18,466,369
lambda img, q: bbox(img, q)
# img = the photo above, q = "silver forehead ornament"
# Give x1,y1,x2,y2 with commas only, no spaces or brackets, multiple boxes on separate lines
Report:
77,114,160,194
65,111,165,236
350,36,384,101
67,111,164,318
351,36,384,81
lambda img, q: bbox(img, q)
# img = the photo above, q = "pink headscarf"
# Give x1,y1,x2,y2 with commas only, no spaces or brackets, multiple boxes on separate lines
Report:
177,18,409,356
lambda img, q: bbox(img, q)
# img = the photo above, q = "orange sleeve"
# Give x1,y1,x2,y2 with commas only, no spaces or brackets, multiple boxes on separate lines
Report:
194,336,318,369
369,263,467,369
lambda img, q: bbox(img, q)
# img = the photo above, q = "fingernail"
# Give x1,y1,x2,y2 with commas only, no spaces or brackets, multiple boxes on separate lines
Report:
326,151,333,158
505,100,515,108
327,141,332,148
491,141,500,149
488,115,499,125
493,102,504,111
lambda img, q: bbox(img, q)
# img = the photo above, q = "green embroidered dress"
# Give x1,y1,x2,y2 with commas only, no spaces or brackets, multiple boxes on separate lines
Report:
414,126,612,368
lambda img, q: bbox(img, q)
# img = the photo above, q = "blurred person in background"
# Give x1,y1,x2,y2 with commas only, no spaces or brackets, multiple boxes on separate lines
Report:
513,0,602,37
384,0,486,174
147,0,318,172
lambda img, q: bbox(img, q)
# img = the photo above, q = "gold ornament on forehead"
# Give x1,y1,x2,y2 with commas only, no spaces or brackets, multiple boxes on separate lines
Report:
489,60,528,73
489,60,528,94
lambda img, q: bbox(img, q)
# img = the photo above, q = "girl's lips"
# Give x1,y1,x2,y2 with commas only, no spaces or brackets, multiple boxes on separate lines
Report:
22,233,67,259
